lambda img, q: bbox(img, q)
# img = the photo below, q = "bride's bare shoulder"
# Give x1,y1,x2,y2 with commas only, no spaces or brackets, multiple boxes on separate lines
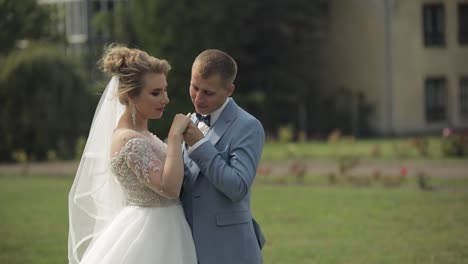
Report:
110,128,144,154
112,128,142,142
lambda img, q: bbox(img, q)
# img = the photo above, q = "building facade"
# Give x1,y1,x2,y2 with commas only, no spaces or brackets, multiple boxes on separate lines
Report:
322,0,468,135
38,0,129,76
38,0,130,54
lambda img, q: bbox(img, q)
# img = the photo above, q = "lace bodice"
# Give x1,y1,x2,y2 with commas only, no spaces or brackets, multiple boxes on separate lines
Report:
110,135,179,207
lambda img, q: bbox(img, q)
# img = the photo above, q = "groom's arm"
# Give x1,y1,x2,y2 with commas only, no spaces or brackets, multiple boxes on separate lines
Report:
188,119,264,202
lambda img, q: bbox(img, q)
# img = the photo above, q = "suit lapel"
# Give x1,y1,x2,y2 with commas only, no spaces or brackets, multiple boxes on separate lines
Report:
206,98,238,146
189,98,239,184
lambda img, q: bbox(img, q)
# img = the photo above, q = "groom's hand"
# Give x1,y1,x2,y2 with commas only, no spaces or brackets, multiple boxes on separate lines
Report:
183,122,204,146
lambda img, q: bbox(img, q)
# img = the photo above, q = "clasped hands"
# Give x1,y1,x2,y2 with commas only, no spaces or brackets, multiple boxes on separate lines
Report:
169,113,204,146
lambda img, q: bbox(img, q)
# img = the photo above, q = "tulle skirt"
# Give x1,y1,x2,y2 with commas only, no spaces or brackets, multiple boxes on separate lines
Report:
80,204,197,264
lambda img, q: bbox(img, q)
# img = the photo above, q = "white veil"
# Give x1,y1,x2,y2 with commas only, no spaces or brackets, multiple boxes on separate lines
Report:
68,76,126,264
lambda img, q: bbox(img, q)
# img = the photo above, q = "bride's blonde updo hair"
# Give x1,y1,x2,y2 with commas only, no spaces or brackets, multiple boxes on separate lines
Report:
99,44,171,105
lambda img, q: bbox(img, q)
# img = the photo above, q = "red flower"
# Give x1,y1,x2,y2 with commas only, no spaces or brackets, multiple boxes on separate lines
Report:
400,166,408,177
443,128,451,137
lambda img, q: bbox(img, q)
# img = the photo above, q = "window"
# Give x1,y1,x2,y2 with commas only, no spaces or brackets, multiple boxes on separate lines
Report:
460,77,468,120
425,78,447,122
91,0,117,41
458,4,468,44
423,4,445,46
64,1,87,43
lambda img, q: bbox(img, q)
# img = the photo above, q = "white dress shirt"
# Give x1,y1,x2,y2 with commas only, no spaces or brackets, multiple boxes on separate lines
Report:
188,97,230,153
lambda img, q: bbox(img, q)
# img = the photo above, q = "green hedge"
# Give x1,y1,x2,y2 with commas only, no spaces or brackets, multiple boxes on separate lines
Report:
0,44,94,161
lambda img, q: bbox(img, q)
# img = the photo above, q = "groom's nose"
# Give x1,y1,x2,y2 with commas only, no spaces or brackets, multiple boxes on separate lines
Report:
194,92,204,103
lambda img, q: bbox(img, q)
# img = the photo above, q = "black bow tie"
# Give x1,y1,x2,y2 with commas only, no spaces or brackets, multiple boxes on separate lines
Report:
195,113,211,127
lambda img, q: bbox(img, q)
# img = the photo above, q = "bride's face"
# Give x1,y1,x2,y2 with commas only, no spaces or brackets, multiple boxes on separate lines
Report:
132,73,170,120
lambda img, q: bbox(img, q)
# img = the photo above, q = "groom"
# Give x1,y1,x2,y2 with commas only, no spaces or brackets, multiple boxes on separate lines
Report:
182,49,265,264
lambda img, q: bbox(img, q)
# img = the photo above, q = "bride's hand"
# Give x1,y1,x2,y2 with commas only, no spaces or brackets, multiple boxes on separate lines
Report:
168,114,191,138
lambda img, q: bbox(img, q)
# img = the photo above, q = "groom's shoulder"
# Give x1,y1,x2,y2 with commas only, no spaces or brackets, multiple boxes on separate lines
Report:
229,98,263,128
236,106,263,129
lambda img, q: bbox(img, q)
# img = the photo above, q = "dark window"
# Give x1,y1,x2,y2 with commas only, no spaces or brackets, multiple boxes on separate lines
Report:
425,78,447,122
92,0,114,12
460,77,468,120
107,1,114,10
423,4,445,46
458,4,468,44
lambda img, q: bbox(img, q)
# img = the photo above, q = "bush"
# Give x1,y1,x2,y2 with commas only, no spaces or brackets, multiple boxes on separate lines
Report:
441,128,468,157
278,125,294,143
0,44,94,161
411,137,430,157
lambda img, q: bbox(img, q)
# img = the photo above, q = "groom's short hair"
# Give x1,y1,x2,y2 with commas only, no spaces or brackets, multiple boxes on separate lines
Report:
193,49,237,85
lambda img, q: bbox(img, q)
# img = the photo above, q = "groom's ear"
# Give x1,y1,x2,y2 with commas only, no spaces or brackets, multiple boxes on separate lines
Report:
227,84,235,96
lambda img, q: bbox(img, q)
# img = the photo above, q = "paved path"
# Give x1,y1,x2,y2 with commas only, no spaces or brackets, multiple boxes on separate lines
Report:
0,160,467,178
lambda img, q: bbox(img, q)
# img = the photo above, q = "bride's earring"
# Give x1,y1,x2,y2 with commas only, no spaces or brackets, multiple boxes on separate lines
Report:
131,104,136,126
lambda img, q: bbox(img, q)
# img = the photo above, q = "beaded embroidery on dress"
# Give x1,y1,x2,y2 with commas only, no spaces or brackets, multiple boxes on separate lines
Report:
110,136,178,207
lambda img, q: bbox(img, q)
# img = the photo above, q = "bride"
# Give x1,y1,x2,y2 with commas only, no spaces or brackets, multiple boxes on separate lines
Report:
68,45,197,264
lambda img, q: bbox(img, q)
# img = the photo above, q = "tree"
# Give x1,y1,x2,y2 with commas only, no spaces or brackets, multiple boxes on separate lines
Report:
131,0,328,138
0,0,56,54
221,0,328,139
0,44,94,161
90,1,137,48
132,0,225,134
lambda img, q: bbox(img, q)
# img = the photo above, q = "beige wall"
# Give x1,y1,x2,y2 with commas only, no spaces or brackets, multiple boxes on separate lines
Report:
321,0,388,133
393,0,468,133
322,0,468,135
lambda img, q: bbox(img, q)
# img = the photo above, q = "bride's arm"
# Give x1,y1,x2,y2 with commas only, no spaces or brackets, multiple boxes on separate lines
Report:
157,133,184,198
112,115,189,199
114,134,183,199
156,114,190,198
127,135,183,199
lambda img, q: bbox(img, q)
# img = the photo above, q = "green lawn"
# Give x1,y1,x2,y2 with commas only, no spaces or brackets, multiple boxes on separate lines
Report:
0,176,70,264
0,175,467,264
256,185,468,264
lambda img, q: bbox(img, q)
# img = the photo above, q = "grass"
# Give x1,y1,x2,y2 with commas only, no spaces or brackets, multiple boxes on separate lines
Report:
261,137,467,161
0,176,70,264
255,184,468,264
0,174,467,264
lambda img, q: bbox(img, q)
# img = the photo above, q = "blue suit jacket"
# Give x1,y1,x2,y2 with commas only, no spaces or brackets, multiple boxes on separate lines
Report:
182,98,265,264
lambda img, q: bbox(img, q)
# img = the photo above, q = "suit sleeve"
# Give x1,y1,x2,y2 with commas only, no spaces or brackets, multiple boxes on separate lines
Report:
188,119,265,202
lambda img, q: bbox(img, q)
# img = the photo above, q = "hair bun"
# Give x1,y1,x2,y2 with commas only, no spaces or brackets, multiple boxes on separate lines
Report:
99,45,137,76
97,44,171,105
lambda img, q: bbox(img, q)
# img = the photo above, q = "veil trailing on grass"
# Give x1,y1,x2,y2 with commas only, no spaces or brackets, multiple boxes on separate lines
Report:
68,76,125,264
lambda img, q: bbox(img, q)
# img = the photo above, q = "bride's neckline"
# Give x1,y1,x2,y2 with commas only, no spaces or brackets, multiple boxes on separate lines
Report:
110,129,164,162
113,127,158,140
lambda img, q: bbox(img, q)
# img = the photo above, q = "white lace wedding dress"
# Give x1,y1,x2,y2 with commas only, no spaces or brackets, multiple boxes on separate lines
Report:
79,135,197,264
